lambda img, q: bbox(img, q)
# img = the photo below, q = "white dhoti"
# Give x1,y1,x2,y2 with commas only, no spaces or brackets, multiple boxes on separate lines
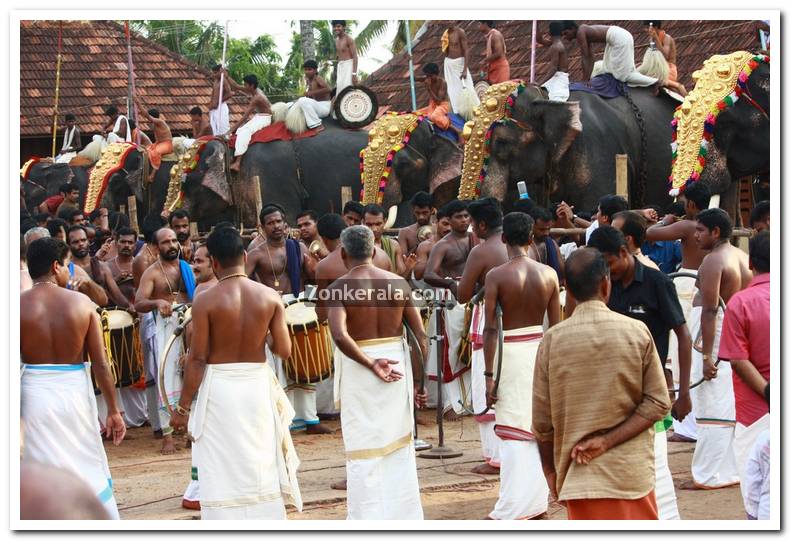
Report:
336,59,354,95
443,56,480,117
183,456,200,507
335,336,423,520
78,135,107,163
670,269,699,440
689,306,739,488
425,295,471,416
488,327,548,520
654,416,680,519
602,26,658,87
734,414,770,512
55,152,77,164
21,363,119,520
542,71,570,102
209,103,230,136
96,386,148,429
154,310,186,436
233,113,271,157
315,376,339,415
469,303,500,468
189,362,302,520
294,97,332,130
140,312,161,432
742,429,770,520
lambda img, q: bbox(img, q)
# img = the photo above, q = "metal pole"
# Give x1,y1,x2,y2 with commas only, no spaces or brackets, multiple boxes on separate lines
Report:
530,20,537,84
404,21,418,112
217,21,229,131
50,22,63,158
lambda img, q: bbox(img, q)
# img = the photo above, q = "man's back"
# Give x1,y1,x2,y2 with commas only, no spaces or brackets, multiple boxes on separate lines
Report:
335,266,408,341
21,286,92,364
198,278,279,364
533,300,670,500
700,245,751,304
492,260,557,329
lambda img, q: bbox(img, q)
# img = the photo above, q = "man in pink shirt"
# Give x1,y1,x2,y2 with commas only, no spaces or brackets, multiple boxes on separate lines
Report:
717,231,770,514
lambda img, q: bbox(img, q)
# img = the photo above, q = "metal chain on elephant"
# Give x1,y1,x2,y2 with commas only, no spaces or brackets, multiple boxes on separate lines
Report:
621,84,648,208
289,140,310,203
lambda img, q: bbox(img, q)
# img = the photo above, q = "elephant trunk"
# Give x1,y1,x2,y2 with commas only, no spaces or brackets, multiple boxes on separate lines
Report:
479,159,510,201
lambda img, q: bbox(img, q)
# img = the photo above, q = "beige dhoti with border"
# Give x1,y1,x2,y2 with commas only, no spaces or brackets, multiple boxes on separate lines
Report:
470,302,501,468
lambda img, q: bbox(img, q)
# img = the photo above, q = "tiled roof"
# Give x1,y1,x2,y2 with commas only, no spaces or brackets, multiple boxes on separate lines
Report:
364,20,764,112
20,20,245,137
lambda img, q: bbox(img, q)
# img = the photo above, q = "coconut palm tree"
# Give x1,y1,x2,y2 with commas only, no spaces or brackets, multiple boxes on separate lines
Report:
354,20,426,55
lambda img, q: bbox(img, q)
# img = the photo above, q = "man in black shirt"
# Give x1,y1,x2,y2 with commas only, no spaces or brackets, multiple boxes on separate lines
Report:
588,226,692,420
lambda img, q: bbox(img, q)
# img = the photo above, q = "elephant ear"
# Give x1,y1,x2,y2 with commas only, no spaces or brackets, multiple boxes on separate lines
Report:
524,100,582,163
428,135,463,194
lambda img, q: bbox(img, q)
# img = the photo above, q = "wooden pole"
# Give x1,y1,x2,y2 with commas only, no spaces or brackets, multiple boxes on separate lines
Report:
340,186,352,209
50,22,63,158
615,154,628,202
251,175,262,222
119,204,126,215
190,222,199,241
127,196,138,232
125,22,140,145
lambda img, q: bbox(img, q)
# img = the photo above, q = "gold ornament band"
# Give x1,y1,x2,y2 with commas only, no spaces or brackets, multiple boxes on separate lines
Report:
360,112,422,205
84,142,136,213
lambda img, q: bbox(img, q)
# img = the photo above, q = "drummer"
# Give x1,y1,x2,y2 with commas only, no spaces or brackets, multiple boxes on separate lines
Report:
107,226,138,305
246,204,329,435
397,192,434,257
134,227,197,455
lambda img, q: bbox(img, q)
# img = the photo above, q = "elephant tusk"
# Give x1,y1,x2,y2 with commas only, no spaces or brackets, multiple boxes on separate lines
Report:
384,205,398,229
708,194,721,209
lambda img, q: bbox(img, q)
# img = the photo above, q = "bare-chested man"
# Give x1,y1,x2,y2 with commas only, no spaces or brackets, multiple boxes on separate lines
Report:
478,21,509,84
227,74,273,172
645,21,678,81
208,65,235,136
398,191,434,259
455,198,508,474
364,204,412,278
169,226,300,520
192,243,217,296
686,208,752,490
342,200,364,227
539,21,571,101
169,210,198,263
67,225,131,310
295,60,332,131
135,227,195,454
423,200,475,298
134,98,173,180
189,106,213,139
327,225,427,520
107,226,138,305
442,25,479,116
21,237,125,519
483,211,560,520
561,21,660,88
102,105,129,143
413,207,452,281
296,210,329,262
332,20,359,94
246,204,328,435
418,63,459,137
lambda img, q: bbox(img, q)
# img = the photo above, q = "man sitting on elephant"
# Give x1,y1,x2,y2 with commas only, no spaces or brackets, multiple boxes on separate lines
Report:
417,63,461,140
293,60,333,131
562,21,659,88
226,74,273,173
134,98,174,181
189,107,213,139
55,113,82,164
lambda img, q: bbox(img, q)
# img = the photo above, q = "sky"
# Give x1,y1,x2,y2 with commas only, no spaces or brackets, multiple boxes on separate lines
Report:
227,19,399,76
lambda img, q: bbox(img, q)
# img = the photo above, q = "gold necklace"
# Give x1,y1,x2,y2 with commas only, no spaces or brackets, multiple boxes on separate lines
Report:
32,281,58,288
508,253,530,262
217,272,248,284
264,241,285,288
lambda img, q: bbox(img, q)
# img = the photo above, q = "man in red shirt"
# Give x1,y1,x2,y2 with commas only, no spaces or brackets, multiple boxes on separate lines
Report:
717,231,770,512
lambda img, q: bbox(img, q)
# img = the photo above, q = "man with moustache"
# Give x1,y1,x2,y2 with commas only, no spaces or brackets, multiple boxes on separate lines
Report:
397,192,434,258
169,210,198,263
342,201,365,227
296,210,329,262
413,207,452,282
456,197,508,475
107,227,138,305
66,225,131,310
192,244,218,296
135,228,197,454
363,204,412,278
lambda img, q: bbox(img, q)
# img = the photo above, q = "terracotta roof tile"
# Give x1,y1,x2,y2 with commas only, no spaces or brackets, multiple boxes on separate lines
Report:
20,20,246,137
365,19,763,112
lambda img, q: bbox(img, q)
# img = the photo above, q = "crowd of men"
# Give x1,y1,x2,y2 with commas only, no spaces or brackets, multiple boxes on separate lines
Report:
20,177,771,520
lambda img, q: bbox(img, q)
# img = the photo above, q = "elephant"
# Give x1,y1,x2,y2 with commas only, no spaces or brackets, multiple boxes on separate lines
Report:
179,118,369,228
675,57,769,223
379,120,464,227
471,84,680,214
22,162,90,214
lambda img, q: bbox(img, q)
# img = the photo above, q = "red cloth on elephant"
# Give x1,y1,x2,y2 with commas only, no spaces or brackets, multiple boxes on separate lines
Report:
228,122,320,149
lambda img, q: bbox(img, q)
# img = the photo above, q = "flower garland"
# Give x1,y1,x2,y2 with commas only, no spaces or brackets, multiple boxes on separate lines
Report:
359,112,426,204
668,54,769,196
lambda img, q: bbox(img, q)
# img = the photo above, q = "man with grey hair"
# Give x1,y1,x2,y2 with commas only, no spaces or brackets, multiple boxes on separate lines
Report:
22,228,51,292
327,225,428,520
24,227,51,247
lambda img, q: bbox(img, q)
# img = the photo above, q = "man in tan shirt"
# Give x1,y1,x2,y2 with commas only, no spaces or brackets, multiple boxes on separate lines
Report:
532,248,671,520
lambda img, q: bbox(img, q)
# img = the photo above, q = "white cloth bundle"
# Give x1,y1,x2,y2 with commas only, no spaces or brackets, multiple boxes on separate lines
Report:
542,71,570,102
602,26,658,87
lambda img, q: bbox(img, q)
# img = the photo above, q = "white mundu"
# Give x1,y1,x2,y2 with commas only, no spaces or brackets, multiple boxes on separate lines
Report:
689,306,739,488
542,71,570,102
189,362,302,520
669,269,699,440
334,336,423,520
209,102,230,136
601,26,658,87
425,292,471,417
469,302,501,469
233,113,272,157
294,97,332,130
21,363,120,519
487,326,548,520
336,59,354,95
154,310,184,435
443,56,480,115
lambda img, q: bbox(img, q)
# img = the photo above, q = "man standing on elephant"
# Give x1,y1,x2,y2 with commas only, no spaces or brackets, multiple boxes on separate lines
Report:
398,192,434,258
363,204,412,278
538,22,571,102
646,182,712,442
246,204,329,436
455,198,509,475
333,21,358,95
294,60,333,131
442,25,480,118
561,21,659,87
227,74,272,173
209,65,235,137
134,98,174,181
478,21,509,84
